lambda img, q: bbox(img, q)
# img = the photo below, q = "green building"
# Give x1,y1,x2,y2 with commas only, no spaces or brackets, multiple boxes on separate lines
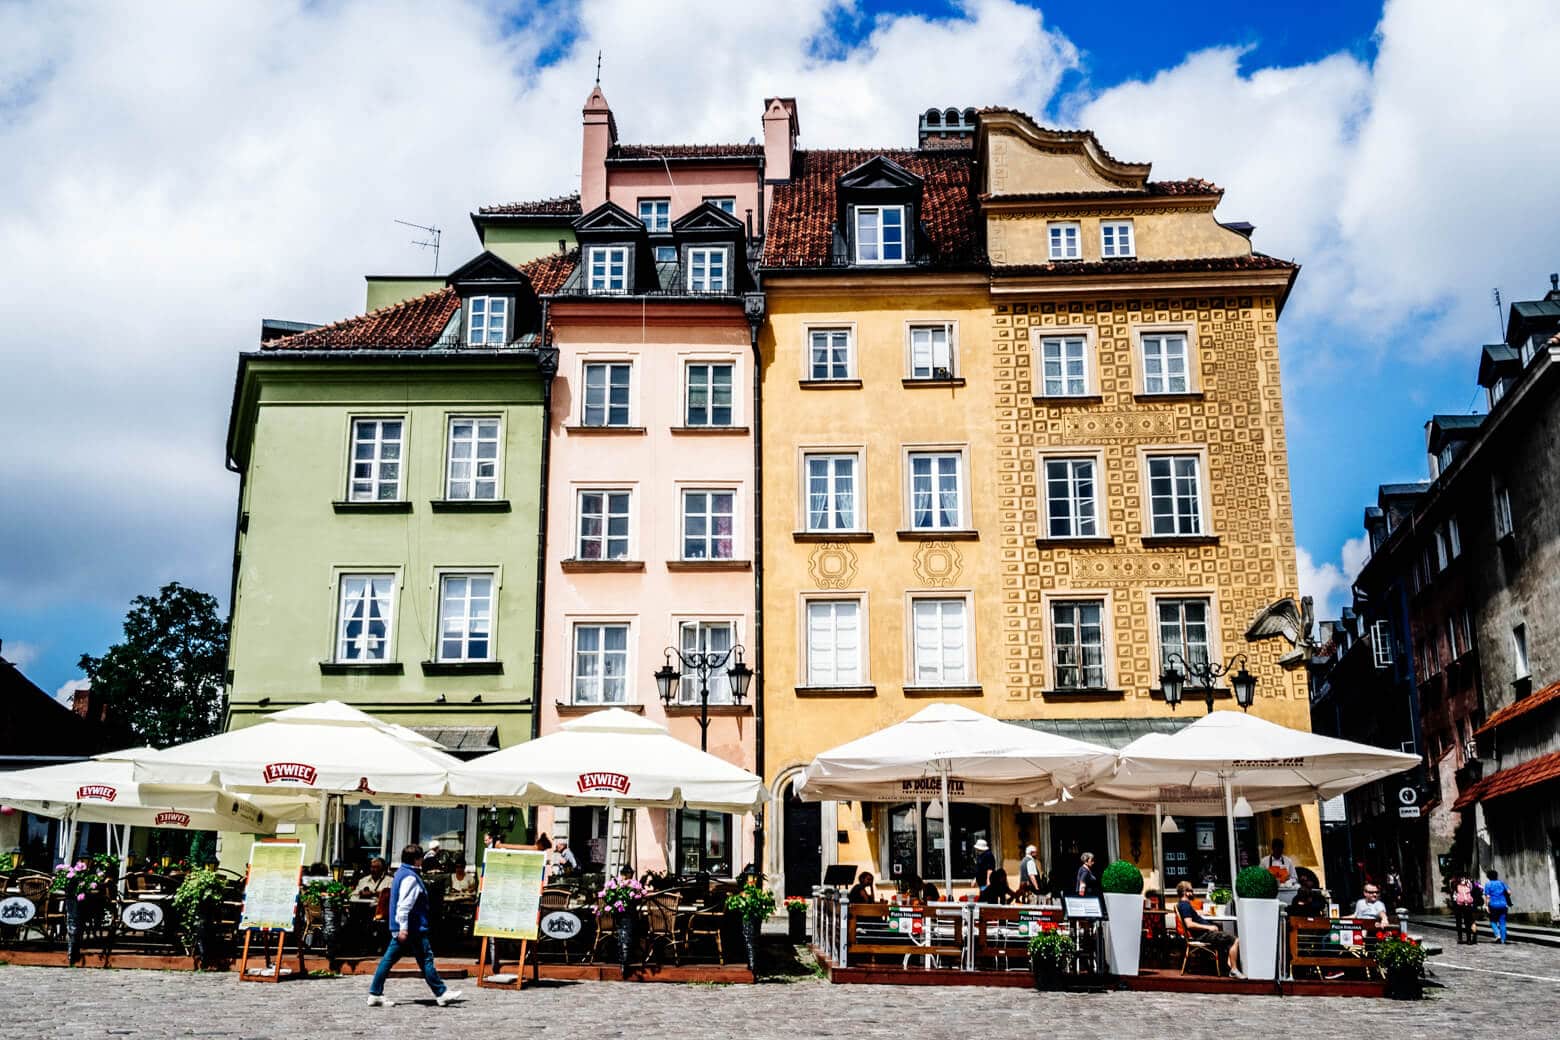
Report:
222,248,576,870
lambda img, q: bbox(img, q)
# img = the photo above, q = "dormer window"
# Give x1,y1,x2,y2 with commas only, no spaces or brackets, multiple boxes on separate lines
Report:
1048,222,1081,261
854,205,905,264
467,296,509,346
687,247,729,293
638,199,670,232
587,246,630,294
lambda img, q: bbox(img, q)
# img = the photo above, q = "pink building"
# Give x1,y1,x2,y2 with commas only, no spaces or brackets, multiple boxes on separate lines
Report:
537,87,780,876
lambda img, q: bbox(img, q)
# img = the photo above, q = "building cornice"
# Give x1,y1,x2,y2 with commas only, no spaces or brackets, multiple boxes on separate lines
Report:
989,266,1296,311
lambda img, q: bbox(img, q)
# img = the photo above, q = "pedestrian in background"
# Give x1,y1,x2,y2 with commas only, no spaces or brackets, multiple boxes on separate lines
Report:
367,844,462,1008
1451,873,1482,945
1484,868,1513,944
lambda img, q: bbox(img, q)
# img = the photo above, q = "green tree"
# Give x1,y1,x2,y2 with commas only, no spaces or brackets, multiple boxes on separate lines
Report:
79,582,228,747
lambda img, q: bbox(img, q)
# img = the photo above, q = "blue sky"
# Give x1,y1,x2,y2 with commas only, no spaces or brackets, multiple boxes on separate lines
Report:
3,0,1557,698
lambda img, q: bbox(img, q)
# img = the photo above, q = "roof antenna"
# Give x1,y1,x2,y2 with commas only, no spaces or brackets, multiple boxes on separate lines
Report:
395,219,442,274
595,50,602,86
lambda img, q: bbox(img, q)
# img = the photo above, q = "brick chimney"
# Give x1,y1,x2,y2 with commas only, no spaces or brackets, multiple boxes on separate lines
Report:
581,85,616,213
71,685,102,723
919,106,977,149
762,97,798,183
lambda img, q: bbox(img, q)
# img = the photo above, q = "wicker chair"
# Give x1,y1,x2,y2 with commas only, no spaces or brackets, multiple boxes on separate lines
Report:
641,891,683,966
537,887,575,963
684,904,726,964
588,903,620,964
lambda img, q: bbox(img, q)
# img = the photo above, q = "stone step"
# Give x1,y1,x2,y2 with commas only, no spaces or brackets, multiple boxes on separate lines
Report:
1413,913,1560,948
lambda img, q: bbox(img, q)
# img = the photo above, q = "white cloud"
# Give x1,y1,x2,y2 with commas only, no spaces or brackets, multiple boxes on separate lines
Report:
55,677,90,708
1298,535,1371,619
3,641,42,671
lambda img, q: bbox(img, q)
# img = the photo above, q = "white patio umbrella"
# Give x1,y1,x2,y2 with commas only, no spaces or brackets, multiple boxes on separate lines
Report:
797,703,1117,890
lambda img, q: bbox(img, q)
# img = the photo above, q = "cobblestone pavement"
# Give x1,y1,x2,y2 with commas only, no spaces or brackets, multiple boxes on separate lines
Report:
4,937,1557,1040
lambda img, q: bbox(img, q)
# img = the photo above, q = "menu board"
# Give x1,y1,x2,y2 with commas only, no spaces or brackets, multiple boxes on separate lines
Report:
473,848,547,941
239,841,305,931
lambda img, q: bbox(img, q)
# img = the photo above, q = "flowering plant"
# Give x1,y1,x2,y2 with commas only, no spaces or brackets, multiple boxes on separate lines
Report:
1027,927,1076,966
785,897,807,912
595,876,648,917
1374,933,1425,975
49,853,116,902
726,881,777,922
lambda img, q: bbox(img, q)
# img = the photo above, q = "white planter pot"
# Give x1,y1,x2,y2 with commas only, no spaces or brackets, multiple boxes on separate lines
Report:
1102,892,1144,977
1235,898,1281,980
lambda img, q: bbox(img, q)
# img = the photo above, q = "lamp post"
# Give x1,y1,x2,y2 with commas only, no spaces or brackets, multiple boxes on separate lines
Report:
1158,652,1257,714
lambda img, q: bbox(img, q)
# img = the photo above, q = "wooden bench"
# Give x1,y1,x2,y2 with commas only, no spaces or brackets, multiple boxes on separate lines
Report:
846,903,965,966
1287,917,1383,980
972,905,1065,969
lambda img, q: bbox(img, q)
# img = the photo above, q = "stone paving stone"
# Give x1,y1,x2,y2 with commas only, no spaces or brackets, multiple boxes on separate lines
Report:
2,936,1556,1039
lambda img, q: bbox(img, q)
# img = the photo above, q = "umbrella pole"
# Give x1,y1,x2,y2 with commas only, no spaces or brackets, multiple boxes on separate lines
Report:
914,795,923,886
117,825,131,893
939,766,952,894
607,798,616,875
317,791,332,866
1154,805,1163,895
1223,778,1239,890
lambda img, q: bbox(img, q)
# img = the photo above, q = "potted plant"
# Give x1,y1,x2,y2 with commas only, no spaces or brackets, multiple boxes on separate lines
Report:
726,880,777,974
1234,865,1281,980
173,868,229,968
595,874,647,978
1375,933,1425,999
48,853,114,964
1028,926,1076,990
1099,859,1145,976
1209,887,1233,915
300,878,350,959
785,897,808,944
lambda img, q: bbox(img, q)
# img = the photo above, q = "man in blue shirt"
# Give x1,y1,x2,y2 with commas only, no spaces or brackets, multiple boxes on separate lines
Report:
367,844,462,1007
1176,880,1243,978
1484,868,1513,944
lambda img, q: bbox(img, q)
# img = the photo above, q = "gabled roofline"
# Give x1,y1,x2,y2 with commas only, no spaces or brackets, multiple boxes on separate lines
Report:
976,108,1152,190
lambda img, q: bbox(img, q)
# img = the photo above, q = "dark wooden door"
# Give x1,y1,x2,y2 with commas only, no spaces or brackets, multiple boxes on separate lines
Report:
783,781,823,897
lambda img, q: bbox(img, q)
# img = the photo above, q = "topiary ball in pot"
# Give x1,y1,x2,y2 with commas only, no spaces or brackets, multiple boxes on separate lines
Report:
1100,860,1144,895
1235,865,1278,900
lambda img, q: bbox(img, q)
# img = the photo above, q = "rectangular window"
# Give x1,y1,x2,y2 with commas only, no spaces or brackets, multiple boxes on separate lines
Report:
587,246,629,293
1512,623,1530,679
349,418,404,502
1147,455,1204,535
1038,335,1089,396
805,454,857,531
1048,221,1080,260
1044,458,1098,538
573,624,628,704
1051,600,1105,690
638,198,669,232
806,600,861,686
682,489,735,560
684,363,733,426
854,205,905,264
908,324,954,379
909,452,963,530
654,245,676,263
1156,598,1211,675
438,573,494,662
577,490,631,560
1445,616,1460,661
336,574,395,662
686,247,729,293
445,417,500,501
1100,220,1135,258
1434,528,1449,571
809,328,853,381
679,621,734,703
911,598,969,686
1493,479,1514,538
1371,619,1394,669
466,296,509,346
1141,332,1191,394
703,196,736,214
582,363,631,427
1448,517,1462,558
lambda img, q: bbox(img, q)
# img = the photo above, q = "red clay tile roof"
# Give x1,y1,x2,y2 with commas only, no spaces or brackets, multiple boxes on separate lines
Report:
981,179,1223,203
609,143,764,161
762,148,981,270
477,193,581,217
991,253,1297,277
1452,749,1560,809
1475,679,1560,736
265,251,578,351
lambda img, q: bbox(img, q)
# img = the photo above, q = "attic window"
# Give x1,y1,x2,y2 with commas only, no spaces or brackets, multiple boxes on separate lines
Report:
1048,222,1081,261
687,247,729,293
638,199,670,233
467,296,509,346
704,196,737,215
588,246,630,294
854,205,905,265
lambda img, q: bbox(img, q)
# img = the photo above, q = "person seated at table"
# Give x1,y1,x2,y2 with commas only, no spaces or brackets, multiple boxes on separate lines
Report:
1261,838,1296,884
980,868,1016,905
1176,880,1242,978
422,841,445,873
551,838,578,881
848,872,877,904
899,872,923,902
1351,882,1390,926
446,861,476,898
920,879,941,903
1288,867,1328,918
355,857,393,900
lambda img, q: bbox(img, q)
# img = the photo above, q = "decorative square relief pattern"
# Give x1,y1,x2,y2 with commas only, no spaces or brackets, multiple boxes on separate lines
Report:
992,296,1303,702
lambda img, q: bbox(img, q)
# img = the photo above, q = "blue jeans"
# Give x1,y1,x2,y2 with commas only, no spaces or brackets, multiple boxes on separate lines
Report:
369,930,447,997
1489,908,1508,942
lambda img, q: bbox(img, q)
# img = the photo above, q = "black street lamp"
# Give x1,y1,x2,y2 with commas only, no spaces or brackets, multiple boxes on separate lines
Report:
1159,651,1257,714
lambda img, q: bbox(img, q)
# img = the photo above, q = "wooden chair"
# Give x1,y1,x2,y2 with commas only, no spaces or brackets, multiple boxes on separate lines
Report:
1174,906,1224,976
684,905,726,964
641,891,683,966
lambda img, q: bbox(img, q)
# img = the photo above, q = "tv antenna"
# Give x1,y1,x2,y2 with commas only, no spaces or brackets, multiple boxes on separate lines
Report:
1493,288,1505,339
395,219,442,274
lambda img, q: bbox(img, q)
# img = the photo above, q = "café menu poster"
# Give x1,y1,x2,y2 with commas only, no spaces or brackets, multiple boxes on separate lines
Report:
239,842,305,931
473,848,546,940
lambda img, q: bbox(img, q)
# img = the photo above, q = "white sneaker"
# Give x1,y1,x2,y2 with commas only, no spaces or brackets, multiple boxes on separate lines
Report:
367,995,394,1007
436,989,463,1007
1229,969,1246,979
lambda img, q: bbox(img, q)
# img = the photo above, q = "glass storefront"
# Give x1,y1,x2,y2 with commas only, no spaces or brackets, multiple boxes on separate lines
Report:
410,806,467,867
1162,816,1258,888
676,810,732,875
342,800,386,872
886,803,990,883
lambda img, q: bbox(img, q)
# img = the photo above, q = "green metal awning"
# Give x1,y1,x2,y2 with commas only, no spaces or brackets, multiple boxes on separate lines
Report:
1014,716,1190,750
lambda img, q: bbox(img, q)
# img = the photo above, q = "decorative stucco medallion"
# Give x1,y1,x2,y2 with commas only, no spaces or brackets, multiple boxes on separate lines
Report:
808,543,859,589
912,541,963,587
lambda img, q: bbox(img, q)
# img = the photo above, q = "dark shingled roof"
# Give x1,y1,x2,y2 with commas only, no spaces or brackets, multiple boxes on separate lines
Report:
762,147,982,270
981,179,1223,203
992,254,1297,278
477,193,581,217
608,142,764,161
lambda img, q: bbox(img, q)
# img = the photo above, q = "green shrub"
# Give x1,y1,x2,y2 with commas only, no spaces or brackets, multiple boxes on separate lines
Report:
172,868,229,947
1100,859,1144,895
1235,865,1278,900
1027,928,1076,967
725,881,777,922
1374,934,1425,976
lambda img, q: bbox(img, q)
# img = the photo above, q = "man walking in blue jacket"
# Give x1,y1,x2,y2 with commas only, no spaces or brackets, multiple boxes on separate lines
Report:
367,844,462,1007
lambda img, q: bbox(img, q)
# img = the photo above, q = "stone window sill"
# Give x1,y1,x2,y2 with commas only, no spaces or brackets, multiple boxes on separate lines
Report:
903,685,983,697
560,559,646,573
1034,536,1116,549
421,660,504,676
564,425,647,435
669,426,750,436
663,704,752,717
319,661,404,675
798,379,863,390
897,529,979,541
666,559,753,571
793,531,874,542
794,685,877,698
556,701,644,717
1140,535,1220,548
430,499,511,513
1040,688,1125,702
332,500,412,514
902,378,966,389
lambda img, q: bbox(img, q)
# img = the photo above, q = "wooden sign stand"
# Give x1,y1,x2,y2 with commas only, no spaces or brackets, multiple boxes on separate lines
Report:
237,838,304,983
474,843,531,991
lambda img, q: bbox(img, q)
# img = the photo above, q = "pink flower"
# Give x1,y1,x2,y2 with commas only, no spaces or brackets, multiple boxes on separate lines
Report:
74,861,85,871
76,893,86,902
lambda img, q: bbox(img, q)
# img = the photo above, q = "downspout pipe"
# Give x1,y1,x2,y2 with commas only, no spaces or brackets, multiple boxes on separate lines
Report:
745,289,767,876
529,301,560,835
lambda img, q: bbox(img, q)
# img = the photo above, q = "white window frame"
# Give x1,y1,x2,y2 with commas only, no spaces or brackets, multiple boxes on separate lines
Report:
1047,221,1081,261
806,326,856,381
801,449,864,532
802,595,865,687
1448,516,1462,558
703,196,736,215
1152,594,1217,679
1044,593,1112,691
680,487,738,561
580,361,633,427
638,198,670,232
1434,527,1450,571
904,447,967,531
1512,622,1530,680
466,295,510,347
347,416,406,502
906,322,956,380
853,204,906,265
683,360,736,427
1371,619,1394,669
654,244,677,263
1493,478,1514,538
575,488,633,561
444,415,502,501
1142,449,1208,537
1135,325,1197,395
571,621,631,705
587,245,630,294
677,619,736,703
686,246,730,293
334,572,398,663
435,570,497,663
1040,452,1102,539
907,593,973,687
1100,220,1135,259
1031,326,1097,398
